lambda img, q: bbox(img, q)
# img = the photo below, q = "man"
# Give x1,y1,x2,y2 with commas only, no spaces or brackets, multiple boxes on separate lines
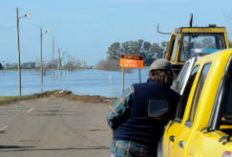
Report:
107,59,179,157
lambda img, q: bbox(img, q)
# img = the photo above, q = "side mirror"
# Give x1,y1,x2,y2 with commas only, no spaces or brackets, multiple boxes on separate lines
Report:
147,99,169,118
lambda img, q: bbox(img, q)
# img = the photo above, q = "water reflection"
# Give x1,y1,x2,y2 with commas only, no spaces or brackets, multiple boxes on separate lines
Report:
0,69,148,97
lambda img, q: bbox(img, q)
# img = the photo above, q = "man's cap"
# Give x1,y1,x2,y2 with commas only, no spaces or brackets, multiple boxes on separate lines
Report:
149,59,171,72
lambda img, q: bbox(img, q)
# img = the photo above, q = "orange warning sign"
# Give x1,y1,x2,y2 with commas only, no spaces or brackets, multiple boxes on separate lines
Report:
119,54,144,68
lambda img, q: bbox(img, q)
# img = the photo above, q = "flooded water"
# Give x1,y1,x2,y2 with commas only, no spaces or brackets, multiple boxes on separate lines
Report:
0,69,148,97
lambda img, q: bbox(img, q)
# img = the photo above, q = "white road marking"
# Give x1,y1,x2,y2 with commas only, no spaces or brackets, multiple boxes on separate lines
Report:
26,107,35,113
0,125,8,133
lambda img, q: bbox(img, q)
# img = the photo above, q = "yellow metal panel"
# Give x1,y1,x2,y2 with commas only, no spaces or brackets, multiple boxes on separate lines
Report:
180,27,227,33
163,49,232,157
165,33,176,61
187,131,231,157
191,49,232,129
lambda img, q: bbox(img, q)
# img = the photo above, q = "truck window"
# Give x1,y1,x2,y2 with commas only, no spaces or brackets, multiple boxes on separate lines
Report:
186,63,211,126
179,33,226,62
176,62,190,92
175,65,199,122
208,57,232,134
209,57,232,135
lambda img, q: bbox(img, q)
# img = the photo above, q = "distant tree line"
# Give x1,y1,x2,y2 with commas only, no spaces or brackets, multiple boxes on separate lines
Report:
96,39,168,70
2,55,88,71
46,56,88,71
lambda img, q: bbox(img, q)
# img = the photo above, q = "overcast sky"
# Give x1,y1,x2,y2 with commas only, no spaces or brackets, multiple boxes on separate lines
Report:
1,0,232,65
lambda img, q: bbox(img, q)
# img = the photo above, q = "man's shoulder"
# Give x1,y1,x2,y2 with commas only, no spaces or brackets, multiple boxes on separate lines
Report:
132,82,148,87
132,82,163,92
132,82,154,89
133,82,179,96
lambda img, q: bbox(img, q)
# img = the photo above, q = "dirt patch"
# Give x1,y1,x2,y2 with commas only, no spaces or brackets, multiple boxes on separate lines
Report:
0,90,115,105
46,90,114,104
64,94,114,104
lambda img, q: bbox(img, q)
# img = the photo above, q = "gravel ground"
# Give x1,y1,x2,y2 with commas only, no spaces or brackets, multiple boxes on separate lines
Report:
0,95,113,157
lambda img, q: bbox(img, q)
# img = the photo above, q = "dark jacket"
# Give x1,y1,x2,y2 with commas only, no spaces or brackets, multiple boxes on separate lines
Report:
107,80,179,147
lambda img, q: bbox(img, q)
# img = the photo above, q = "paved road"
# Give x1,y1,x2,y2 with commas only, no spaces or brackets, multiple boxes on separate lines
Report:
0,96,112,157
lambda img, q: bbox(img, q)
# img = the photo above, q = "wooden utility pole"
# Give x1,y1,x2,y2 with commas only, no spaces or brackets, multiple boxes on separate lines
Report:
122,68,125,92
16,7,22,96
40,28,48,89
52,37,55,68
16,7,29,96
40,28,43,87
58,48,61,69
58,48,62,78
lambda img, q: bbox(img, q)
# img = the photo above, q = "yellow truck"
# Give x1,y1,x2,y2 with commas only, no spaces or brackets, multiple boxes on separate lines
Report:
164,26,230,74
160,49,232,157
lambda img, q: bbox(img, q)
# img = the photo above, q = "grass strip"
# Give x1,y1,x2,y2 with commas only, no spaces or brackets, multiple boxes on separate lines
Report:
0,90,69,105
0,90,114,105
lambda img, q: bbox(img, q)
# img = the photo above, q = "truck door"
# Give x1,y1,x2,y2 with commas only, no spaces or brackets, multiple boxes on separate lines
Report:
171,63,211,157
182,58,232,156
163,65,199,157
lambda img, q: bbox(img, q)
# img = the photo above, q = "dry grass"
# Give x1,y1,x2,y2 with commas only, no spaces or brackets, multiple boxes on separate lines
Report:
0,90,114,105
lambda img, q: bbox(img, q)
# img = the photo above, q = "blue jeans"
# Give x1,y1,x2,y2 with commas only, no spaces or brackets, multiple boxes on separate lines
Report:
110,140,156,157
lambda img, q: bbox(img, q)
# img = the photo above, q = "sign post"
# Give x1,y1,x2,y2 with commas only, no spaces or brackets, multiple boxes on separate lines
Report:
119,54,144,92
139,69,141,83
122,67,125,92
